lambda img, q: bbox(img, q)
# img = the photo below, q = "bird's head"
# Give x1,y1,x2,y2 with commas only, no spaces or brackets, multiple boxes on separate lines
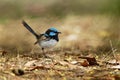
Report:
44,27,61,37
44,27,61,41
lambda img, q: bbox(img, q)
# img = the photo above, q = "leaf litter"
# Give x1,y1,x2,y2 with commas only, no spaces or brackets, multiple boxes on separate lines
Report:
0,49,120,80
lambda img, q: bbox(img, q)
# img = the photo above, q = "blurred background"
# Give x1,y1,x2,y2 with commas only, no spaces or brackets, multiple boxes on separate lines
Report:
0,0,120,52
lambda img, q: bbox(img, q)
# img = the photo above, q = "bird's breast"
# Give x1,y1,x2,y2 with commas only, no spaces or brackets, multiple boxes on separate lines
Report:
39,39,58,48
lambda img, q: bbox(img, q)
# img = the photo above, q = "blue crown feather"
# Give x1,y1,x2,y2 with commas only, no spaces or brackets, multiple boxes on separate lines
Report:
49,27,58,32
49,32,56,36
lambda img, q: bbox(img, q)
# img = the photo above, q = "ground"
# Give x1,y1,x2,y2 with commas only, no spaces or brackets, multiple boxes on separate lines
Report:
0,48,120,80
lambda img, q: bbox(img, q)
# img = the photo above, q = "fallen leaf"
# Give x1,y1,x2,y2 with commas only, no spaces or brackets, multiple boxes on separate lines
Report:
56,60,80,70
79,56,99,66
12,69,24,76
0,50,7,56
106,59,119,65
111,65,120,70
29,65,46,71
70,61,78,65
56,61,68,66
24,60,37,67
80,60,89,67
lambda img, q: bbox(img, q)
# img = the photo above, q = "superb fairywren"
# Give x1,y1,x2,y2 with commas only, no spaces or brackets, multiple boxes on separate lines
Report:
22,21,61,57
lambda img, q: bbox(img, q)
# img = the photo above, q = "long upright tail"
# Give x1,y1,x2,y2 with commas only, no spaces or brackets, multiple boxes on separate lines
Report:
22,20,39,39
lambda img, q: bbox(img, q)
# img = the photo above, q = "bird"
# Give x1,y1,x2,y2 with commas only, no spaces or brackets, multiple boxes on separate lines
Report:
22,20,61,57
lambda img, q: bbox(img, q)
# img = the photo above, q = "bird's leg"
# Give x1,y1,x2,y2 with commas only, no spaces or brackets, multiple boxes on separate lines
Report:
42,48,53,59
42,48,47,58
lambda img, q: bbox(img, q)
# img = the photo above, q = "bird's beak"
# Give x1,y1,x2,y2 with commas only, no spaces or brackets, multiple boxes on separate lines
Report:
58,32,61,34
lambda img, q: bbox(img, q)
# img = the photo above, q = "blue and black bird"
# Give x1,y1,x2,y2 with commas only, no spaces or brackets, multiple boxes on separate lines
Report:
22,21,61,57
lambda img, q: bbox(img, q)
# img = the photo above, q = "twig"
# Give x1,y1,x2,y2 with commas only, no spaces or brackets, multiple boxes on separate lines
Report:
109,40,117,61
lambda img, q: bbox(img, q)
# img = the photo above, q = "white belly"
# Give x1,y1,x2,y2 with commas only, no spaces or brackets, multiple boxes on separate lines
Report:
39,39,57,48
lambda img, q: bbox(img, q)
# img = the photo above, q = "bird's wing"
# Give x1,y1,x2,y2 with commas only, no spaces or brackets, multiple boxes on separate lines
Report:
34,34,51,45
22,20,39,39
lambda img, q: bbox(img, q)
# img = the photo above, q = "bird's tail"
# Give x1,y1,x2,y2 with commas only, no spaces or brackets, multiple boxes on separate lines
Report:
22,20,39,39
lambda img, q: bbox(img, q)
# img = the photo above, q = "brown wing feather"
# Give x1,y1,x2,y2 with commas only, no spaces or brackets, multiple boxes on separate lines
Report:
34,34,50,45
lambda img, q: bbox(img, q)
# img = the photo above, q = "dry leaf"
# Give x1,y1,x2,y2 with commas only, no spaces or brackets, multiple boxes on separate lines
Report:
57,61,69,66
12,69,24,76
24,60,37,67
111,65,120,70
106,59,119,65
79,56,99,66
70,61,78,65
80,60,89,67
0,50,7,56
29,65,46,71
